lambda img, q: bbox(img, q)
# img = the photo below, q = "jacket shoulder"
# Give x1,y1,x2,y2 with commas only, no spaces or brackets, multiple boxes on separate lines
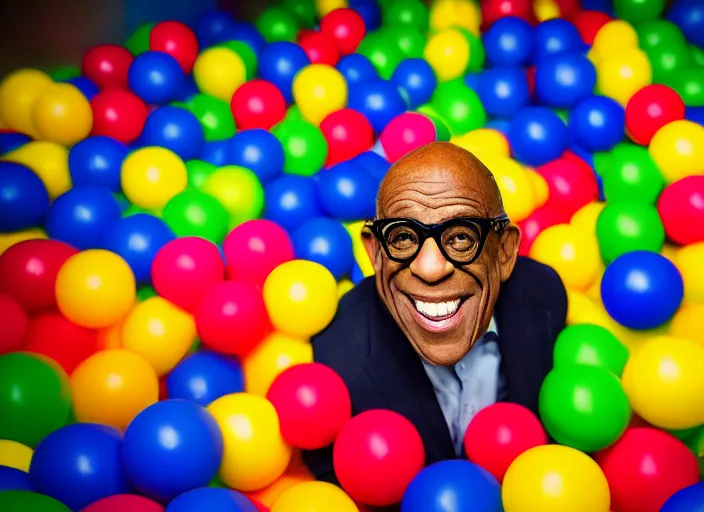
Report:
504,256,568,308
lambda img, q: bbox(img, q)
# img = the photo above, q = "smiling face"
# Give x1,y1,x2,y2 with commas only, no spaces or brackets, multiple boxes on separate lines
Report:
363,142,521,366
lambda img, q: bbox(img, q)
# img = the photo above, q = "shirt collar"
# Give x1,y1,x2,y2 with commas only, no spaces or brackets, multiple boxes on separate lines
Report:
421,316,499,373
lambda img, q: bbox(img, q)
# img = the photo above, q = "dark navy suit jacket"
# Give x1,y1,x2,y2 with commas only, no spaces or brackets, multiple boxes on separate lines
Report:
302,256,568,504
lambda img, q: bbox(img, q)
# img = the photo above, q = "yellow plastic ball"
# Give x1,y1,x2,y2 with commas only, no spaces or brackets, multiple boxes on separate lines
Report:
0,228,47,256
660,242,680,266
263,260,338,338
202,165,264,227
343,221,374,278
502,444,610,512
272,481,359,512
622,335,704,430
535,0,561,21
121,296,196,377
208,393,292,491
55,249,136,329
243,332,312,396
337,278,355,299
424,29,471,82
596,48,652,106
70,349,159,431
570,201,605,232
316,0,348,17
590,20,639,63
482,156,535,222
526,169,549,209
429,0,481,35
451,128,510,159
0,69,53,138
675,242,704,305
4,141,71,199
648,120,704,183
565,290,630,347
530,224,601,292
33,83,93,146
670,303,704,347
292,64,348,126
0,440,33,472
193,47,247,102
121,146,187,209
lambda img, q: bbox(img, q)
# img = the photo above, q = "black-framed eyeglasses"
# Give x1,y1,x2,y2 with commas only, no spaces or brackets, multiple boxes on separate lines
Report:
364,215,510,266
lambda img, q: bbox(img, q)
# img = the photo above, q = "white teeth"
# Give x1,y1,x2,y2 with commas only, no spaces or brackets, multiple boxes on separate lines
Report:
413,299,461,319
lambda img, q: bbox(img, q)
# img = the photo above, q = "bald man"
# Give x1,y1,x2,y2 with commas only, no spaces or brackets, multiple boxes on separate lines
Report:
302,142,567,501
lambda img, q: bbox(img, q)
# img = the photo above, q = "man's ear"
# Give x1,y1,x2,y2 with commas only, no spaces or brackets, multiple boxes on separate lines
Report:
362,229,382,272
498,225,521,282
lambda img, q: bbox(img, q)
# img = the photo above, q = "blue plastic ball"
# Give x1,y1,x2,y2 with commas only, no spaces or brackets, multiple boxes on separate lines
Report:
391,58,438,109
142,106,205,161
28,424,131,511
166,487,258,512
354,150,390,183
533,18,585,62
259,42,311,103
483,17,534,68
0,162,50,232
226,129,284,183
508,106,569,166
192,10,237,48
401,460,502,512
686,106,704,126
661,482,704,512
102,213,175,284
464,72,481,90
337,54,380,87
570,95,625,152
483,118,511,135
65,76,100,100
349,0,383,30
166,350,245,407
69,135,127,192
348,79,407,134
534,52,596,108
128,51,185,105
0,466,31,492
581,0,614,14
351,260,365,284
122,399,223,503
316,161,377,220
0,132,31,154
293,217,354,279
667,0,704,48
200,140,230,166
477,67,530,118
229,21,267,54
601,250,684,330
178,75,200,103
264,174,323,232
45,186,121,250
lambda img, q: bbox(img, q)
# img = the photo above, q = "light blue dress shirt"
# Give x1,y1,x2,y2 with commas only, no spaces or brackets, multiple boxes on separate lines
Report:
422,317,505,456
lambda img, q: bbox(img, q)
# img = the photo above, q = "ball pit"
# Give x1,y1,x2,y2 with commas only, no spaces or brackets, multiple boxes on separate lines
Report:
0,1,703,510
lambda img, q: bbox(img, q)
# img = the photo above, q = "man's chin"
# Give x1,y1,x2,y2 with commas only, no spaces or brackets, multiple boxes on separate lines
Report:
412,338,473,367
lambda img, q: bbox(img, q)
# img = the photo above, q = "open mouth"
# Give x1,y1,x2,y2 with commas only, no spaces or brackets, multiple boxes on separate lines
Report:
402,293,471,332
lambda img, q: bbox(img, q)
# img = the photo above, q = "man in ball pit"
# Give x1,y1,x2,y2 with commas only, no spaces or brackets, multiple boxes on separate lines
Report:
303,142,568,503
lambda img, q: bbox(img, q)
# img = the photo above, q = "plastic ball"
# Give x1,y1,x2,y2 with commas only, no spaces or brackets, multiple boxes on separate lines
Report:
4,141,71,200
390,58,437,110
195,281,270,357
483,17,534,68
508,107,568,166
333,409,424,506
0,69,52,138
28,423,130,510
596,48,652,106
167,351,244,406
216,40,257,82
0,353,70,447
230,79,285,130
273,119,328,175
667,0,704,48
536,52,595,110
128,51,184,105
615,0,665,24
673,242,704,305
32,82,93,145
401,460,501,512
292,64,347,126
193,47,246,102
0,440,33,473
149,21,199,73
0,490,71,512
167,487,258,512
0,294,28,354
502,445,610,512
256,7,299,43
258,42,311,104
141,106,205,161
69,136,126,192
533,18,584,61
270,481,355,512
224,130,282,184
601,250,683,330
264,175,324,232
536,157,599,220
320,8,366,56
0,466,31,493
186,94,234,141
591,20,639,61
65,76,100,100
423,28,470,83
430,78,486,135
348,79,406,134
662,483,704,512
596,202,665,263
290,217,352,279
121,146,187,209
553,323,629,376
191,10,237,47
90,89,148,143
162,189,229,244
337,53,379,86
602,143,664,204
82,495,165,512
297,30,340,67
319,108,373,166
81,44,133,90
649,119,704,183
475,67,528,118
202,165,265,226
243,332,312,397
316,161,377,220
658,175,704,245
570,95,624,153
0,162,49,232
380,112,435,163
596,428,700,512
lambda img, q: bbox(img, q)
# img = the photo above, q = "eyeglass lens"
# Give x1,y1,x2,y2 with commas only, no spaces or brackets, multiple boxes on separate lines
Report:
382,221,482,263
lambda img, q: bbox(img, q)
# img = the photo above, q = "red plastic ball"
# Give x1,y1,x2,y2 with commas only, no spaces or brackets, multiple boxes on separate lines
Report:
536,157,599,221
81,44,134,90
195,281,270,356
517,204,564,256
379,112,437,163
82,494,165,512
231,79,287,131
657,175,704,245
0,239,78,313
151,237,225,312
91,89,149,143
626,84,685,145
333,409,425,507
251,500,269,512
0,293,29,354
149,21,199,73
320,109,375,166
222,219,295,289
463,403,547,483
320,8,367,56
481,0,534,29
570,10,612,45
595,428,700,512
267,362,352,450
297,30,340,66
554,0,579,18
23,311,98,375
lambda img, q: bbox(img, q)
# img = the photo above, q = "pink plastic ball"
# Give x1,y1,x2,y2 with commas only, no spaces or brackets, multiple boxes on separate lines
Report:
536,157,598,221
657,175,704,245
320,108,375,166
82,494,164,512
379,113,437,163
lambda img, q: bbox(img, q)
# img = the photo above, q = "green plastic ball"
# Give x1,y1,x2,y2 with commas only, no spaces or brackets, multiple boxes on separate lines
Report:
417,105,452,142
0,491,71,512
357,31,404,80
593,151,612,176
137,285,158,302
126,23,154,56
601,143,665,204
0,353,71,447
553,324,630,377
670,68,704,106
273,119,328,176
459,28,485,72
186,94,236,141
217,40,258,80
256,7,299,43
646,42,691,84
383,27,426,59
691,45,704,68
430,78,486,135
637,20,687,51
539,365,631,452
279,0,317,28
186,159,218,189
162,189,230,244
202,166,265,228
383,0,429,32
596,201,665,264
614,0,665,25
50,66,80,81
285,104,304,122
122,204,149,217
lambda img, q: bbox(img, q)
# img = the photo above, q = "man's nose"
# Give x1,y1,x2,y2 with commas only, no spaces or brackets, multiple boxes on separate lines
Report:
409,238,454,283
